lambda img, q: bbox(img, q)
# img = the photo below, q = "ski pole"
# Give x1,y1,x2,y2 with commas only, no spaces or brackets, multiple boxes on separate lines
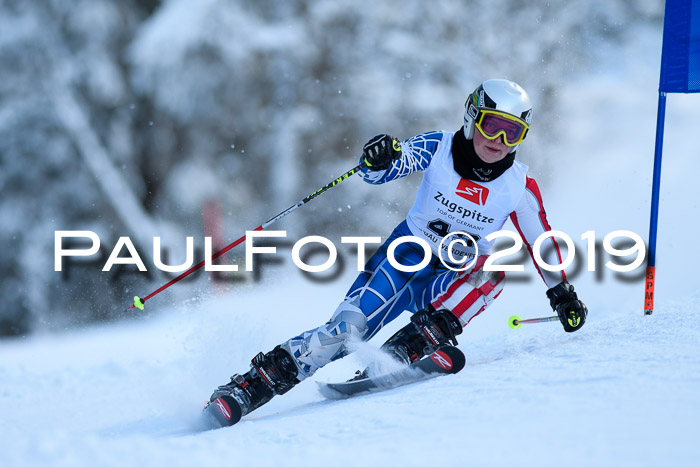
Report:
508,315,559,329
127,162,367,311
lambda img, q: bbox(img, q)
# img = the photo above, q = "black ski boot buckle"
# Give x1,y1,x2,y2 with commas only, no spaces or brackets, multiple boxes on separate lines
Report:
251,346,300,395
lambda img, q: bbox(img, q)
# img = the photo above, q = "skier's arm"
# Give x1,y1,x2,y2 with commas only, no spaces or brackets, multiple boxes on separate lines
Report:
509,177,587,332
509,177,566,289
359,131,445,185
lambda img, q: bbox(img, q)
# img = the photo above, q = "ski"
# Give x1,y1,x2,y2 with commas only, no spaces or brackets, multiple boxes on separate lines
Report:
318,345,466,399
202,346,465,428
202,394,243,429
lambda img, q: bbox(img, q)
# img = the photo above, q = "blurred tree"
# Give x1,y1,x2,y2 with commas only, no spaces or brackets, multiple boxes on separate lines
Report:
0,0,662,336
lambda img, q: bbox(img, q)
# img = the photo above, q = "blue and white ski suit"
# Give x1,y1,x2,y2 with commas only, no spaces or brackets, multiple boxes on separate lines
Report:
282,130,565,379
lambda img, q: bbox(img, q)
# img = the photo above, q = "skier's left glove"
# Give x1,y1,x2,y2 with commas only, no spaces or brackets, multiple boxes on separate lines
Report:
546,281,588,332
362,134,401,171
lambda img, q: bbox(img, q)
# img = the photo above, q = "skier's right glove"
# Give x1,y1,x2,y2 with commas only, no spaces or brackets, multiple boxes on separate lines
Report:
362,134,401,171
546,281,588,332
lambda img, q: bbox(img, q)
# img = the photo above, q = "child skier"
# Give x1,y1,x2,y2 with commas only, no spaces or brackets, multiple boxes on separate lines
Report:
207,78,588,423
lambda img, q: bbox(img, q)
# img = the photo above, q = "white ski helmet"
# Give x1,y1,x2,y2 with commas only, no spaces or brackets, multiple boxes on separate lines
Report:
463,79,533,153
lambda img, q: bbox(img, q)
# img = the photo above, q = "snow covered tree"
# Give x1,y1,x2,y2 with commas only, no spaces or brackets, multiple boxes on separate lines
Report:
0,0,662,336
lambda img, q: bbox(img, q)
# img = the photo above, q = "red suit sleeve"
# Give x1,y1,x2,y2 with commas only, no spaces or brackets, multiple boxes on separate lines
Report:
509,177,566,289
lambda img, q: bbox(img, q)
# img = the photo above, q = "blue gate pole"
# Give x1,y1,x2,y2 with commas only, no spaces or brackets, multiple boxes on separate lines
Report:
644,92,667,315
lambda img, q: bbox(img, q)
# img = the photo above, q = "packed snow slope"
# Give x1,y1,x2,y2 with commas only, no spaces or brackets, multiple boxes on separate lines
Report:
2,26,700,467
1,284,699,467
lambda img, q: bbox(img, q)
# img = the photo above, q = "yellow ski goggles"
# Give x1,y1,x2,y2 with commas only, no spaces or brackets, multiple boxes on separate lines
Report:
474,109,529,147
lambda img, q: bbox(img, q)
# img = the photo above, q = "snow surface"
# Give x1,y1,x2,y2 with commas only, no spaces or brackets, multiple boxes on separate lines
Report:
3,23,700,467
1,282,699,467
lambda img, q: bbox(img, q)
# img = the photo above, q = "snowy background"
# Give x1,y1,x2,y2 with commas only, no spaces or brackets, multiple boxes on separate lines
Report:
2,1,699,466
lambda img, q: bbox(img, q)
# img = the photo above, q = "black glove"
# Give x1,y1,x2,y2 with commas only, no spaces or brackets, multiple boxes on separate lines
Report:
362,134,401,171
546,281,588,332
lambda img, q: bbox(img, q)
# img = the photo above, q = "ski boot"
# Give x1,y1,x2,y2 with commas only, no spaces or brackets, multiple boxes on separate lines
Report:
381,305,463,364
204,345,300,427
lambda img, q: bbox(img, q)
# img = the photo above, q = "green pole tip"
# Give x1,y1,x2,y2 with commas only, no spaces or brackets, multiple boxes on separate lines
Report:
508,315,522,330
134,296,144,310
